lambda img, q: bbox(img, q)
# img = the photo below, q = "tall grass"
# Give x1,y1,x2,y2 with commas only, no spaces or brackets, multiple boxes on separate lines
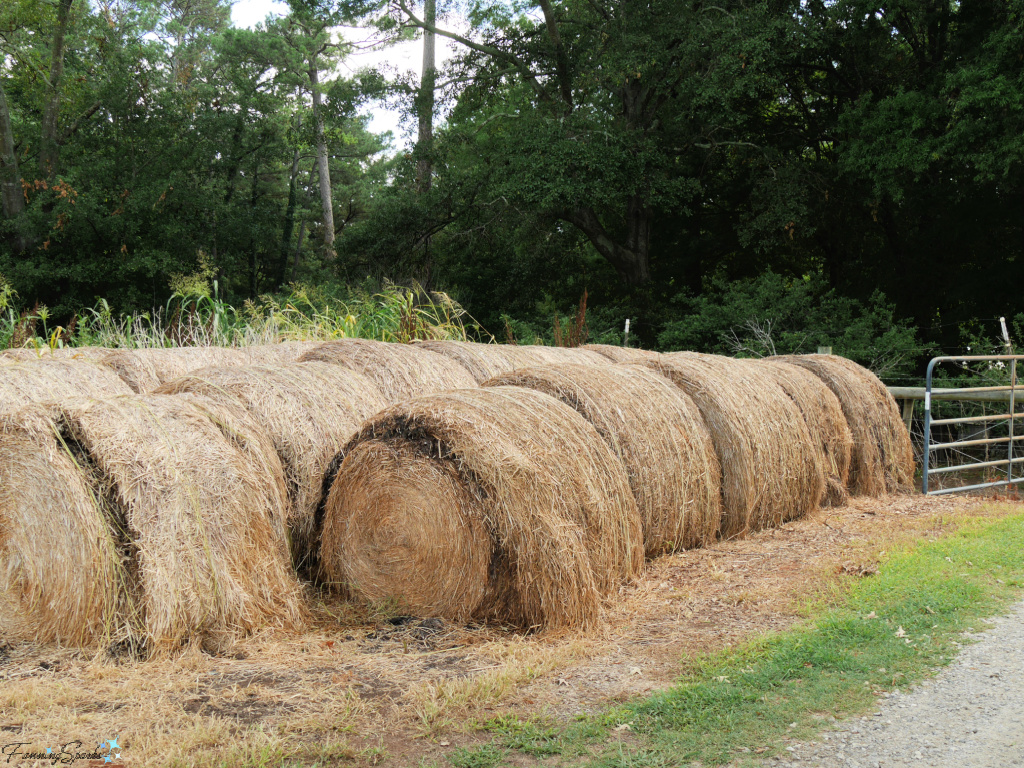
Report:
0,280,470,350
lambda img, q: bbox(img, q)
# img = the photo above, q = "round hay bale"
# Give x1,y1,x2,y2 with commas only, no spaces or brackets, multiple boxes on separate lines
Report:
770,354,915,495
415,342,607,383
0,346,111,363
0,404,128,646
241,341,322,365
649,352,825,538
157,363,388,573
0,395,303,651
0,360,133,413
326,440,491,621
322,387,644,629
101,347,250,393
414,341,523,382
755,359,854,507
298,339,477,402
484,364,722,555
582,344,660,364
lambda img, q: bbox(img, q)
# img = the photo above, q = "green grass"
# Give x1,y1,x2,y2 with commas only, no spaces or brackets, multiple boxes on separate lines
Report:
479,510,1024,767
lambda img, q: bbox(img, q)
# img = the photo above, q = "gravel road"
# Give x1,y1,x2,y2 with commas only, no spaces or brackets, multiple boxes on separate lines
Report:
762,599,1024,768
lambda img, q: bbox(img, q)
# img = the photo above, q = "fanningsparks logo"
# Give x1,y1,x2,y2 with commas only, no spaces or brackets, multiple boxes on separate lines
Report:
1,734,125,764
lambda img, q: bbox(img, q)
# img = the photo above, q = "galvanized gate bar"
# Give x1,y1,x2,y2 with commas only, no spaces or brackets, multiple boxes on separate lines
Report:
923,354,1024,495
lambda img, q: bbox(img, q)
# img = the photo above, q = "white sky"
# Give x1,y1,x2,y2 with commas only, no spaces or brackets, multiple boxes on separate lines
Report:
230,0,461,147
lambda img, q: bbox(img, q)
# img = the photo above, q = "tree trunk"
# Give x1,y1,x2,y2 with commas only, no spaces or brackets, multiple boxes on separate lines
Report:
565,199,651,286
308,59,336,262
0,83,24,221
39,0,74,180
416,0,436,194
279,146,301,286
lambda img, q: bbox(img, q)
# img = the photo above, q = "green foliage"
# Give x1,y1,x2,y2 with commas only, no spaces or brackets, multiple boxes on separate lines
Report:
2,283,468,349
657,271,927,380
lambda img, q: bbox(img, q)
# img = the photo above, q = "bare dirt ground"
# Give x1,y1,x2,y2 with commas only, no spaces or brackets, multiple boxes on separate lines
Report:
1,493,1019,767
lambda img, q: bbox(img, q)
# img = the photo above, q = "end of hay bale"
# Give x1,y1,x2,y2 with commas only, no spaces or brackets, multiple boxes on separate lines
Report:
322,440,491,622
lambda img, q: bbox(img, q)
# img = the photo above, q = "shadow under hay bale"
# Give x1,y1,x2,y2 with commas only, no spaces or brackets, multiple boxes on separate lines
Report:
484,363,722,555
647,353,825,539
100,347,250,393
581,344,660,364
321,387,643,630
771,354,915,495
755,359,854,507
157,363,388,574
0,360,132,412
298,339,477,402
0,396,302,653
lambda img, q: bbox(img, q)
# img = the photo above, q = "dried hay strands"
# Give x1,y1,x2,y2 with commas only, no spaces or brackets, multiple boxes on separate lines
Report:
0,360,132,413
0,405,128,645
413,341,522,383
241,341,322,365
100,347,250,393
484,364,722,555
770,354,915,495
649,353,825,538
0,346,111,363
298,339,477,402
755,359,854,507
157,363,388,572
415,342,607,383
582,344,660,364
0,396,303,652
322,387,643,629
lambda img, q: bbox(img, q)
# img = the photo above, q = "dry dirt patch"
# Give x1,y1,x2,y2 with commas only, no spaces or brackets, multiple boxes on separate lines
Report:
0,493,1016,767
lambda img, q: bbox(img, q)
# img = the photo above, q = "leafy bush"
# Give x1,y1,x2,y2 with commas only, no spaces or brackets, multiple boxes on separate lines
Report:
657,271,927,380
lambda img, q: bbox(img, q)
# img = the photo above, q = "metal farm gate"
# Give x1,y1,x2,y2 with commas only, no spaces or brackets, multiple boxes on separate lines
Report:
921,354,1024,495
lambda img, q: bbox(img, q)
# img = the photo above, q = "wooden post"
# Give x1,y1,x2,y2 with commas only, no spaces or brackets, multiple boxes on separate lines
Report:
902,399,914,433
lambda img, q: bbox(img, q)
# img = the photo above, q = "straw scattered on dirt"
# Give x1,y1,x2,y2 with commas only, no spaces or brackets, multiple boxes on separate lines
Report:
0,494,1012,768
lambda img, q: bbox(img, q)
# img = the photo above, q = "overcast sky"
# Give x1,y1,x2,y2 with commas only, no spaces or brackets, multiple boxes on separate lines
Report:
229,0,460,147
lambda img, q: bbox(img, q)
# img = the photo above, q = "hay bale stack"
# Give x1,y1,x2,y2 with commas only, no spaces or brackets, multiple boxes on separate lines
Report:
484,364,721,555
298,339,477,402
0,395,302,651
157,363,388,572
755,359,854,506
322,387,644,629
582,344,660,364
648,353,825,538
100,347,250,393
512,345,611,366
771,354,915,494
0,360,132,412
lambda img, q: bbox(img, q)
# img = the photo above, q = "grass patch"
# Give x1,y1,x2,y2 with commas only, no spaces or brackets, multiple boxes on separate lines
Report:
498,509,1024,767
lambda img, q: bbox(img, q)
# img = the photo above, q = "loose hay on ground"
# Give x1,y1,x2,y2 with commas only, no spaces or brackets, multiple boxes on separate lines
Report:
772,354,915,495
321,387,644,629
755,359,854,506
648,353,825,538
0,395,303,652
298,339,477,402
484,363,722,554
157,363,388,573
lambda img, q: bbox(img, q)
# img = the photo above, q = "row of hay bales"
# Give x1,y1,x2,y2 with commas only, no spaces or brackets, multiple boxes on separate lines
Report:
0,340,914,651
